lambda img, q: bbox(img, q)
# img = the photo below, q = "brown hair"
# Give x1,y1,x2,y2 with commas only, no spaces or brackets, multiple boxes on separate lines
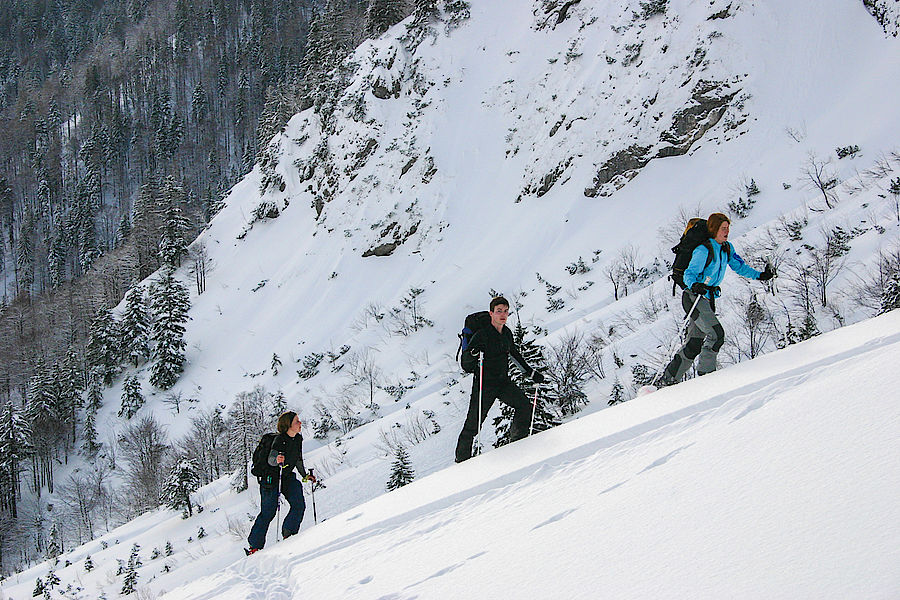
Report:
489,296,509,311
707,213,731,237
276,411,297,434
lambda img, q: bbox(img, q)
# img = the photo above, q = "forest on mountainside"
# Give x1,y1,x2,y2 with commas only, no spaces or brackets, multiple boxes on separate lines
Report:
0,0,419,573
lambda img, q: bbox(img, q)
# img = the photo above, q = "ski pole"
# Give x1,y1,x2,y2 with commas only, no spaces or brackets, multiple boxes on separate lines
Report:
475,351,484,456
276,464,284,542
308,468,317,524
529,384,540,437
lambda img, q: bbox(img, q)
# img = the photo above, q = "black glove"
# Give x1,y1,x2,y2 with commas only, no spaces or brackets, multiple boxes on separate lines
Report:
531,370,545,384
758,264,775,281
690,282,709,295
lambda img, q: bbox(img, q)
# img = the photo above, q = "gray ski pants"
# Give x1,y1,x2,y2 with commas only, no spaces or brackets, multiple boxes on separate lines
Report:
663,290,725,382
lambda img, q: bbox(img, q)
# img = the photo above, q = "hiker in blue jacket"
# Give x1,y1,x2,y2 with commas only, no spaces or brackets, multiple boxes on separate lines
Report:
660,213,774,385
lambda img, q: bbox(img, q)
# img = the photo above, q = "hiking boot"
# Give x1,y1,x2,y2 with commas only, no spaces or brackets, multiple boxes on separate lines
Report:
245,548,260,556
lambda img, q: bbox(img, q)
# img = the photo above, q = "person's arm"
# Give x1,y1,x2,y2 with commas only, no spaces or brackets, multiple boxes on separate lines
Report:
295,436,308,478
683,244,711,291
727,246,762,280
267,435,285,467
509,342,531,376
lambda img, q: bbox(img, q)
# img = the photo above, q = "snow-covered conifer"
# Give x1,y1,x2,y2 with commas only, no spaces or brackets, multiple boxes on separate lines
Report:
494,322,560,447
608,377,626,406
386,443,415,490
46,522,62,559
86,310,121,385
162,458,201,516
150,268,190,389
880,270,900,314
119,376,145,419
158,178,190,268
366,0,406,37
121,545,140,595
121,286,151,367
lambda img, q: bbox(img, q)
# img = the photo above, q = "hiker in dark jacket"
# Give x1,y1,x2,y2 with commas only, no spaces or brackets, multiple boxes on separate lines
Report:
455,296,545,463
659,213,773,385
247,411,316,553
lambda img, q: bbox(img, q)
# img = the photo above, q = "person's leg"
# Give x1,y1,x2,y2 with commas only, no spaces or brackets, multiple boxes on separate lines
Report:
455,378,497,462
247,483,278,549
497,380,532,441
279,476,307,538
694,305,725,376
662,291,717,384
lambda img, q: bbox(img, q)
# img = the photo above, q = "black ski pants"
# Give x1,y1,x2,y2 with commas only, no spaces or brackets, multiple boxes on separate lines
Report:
455,377,531,463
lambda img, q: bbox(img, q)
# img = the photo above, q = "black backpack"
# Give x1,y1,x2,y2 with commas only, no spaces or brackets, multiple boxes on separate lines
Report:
250,432,279,479
670,218,730,294
456,311,491,373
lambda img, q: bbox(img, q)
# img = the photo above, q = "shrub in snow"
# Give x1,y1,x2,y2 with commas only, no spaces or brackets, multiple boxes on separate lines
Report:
835,144,860,159
640,0,667,19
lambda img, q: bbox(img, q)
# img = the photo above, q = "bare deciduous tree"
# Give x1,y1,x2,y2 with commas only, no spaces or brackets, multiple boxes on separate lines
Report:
546,330,591,416
802,154,839,209
117,416,170,515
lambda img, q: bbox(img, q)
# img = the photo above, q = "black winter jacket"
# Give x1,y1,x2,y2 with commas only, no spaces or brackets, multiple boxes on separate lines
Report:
468,324,533,382
267,432,308,478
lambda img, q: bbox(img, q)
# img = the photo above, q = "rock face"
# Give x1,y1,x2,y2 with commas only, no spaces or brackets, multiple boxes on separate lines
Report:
657,80,738,157
583,144,652,198
362,222,420,257
584,80,739,198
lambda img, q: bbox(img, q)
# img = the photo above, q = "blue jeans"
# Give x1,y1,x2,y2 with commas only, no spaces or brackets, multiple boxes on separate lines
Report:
247,474,306,549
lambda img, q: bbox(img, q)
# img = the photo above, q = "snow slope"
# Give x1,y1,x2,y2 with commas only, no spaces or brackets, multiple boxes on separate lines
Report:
160,308,900,599
4,0,900,597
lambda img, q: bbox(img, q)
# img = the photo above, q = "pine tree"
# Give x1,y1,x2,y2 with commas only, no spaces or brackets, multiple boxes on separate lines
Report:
386,444,415,491
150,268,190,389
82,370,103,456
158,178,190,268
33,576,45,597
608,377,626,406
271,353,282,375
27,362,63,492
44,568,60,589
86,310,121,385
46,522,62,560
119,376,145,419
84,555,94,571
493,322,560,446
121,286,152,367
165,541,173,556
162,458,201,516
366,0,406,37
121,544,140,595
0,399,33,517
413,0,438,23
880,270,900,314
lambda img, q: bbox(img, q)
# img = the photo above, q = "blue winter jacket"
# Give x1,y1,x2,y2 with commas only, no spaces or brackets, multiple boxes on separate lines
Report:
684,239,760,298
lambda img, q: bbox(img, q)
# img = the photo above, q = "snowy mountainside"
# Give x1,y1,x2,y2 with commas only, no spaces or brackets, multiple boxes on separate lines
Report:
5,290,900,599
4,0,900,597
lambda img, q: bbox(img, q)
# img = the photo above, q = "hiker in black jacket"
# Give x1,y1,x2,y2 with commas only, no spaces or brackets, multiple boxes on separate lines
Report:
455,296,545,463
247,411,316,553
